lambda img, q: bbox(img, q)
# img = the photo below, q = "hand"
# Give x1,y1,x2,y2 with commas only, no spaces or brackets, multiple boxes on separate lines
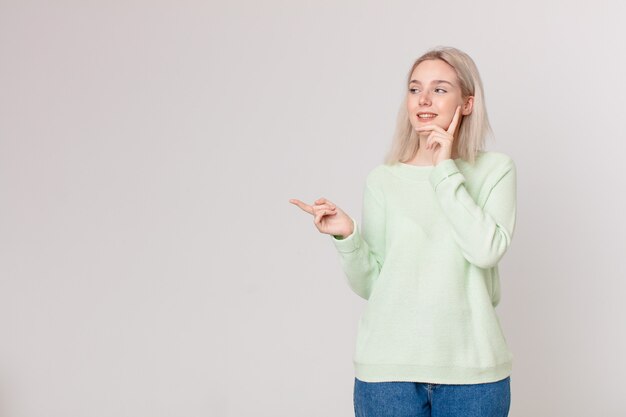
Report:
415,105,461,166
289,197,353,238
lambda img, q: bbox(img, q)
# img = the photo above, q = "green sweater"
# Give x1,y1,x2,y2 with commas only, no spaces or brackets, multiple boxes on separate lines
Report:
331,151,516,384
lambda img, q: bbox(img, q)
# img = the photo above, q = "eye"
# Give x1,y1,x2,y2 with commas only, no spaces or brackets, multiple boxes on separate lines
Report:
435,88,447,94
409,88,420,94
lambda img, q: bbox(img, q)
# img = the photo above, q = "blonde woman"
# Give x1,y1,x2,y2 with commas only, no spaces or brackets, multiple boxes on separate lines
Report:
290,46,515,417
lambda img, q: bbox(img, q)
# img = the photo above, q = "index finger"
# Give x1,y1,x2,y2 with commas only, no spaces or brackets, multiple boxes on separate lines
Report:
447,105,462,135
289,198,314,215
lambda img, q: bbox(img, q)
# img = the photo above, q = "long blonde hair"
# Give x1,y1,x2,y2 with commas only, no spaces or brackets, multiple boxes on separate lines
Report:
384,46,492,165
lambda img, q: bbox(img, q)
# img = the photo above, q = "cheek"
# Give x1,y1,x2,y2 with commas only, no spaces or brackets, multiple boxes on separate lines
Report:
406,95,419,108
406,98,419,118
440,98,456,110
435,104,457,128
441,102,459,119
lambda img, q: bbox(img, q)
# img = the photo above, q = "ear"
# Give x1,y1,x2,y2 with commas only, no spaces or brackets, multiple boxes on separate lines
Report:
462,96,474,116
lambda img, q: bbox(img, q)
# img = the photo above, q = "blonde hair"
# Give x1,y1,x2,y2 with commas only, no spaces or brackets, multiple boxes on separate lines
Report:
384,46,492,165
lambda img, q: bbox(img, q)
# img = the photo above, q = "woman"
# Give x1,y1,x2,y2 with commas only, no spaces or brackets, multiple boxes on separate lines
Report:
289,46,516,417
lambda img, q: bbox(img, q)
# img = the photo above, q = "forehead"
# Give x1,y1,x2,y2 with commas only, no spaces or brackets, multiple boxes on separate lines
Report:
410,59,457,83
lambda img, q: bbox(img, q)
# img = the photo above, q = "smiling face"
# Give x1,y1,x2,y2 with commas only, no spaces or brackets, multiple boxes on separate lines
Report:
407,59,473,136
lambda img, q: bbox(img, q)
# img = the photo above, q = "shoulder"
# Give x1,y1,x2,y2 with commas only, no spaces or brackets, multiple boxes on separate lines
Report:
361,163,392,201
364,163,389,186
456,151,516,191
478,150,515,166
472,151,516,176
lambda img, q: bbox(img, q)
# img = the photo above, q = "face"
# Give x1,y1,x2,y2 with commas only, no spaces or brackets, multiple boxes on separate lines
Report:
407,59,473,136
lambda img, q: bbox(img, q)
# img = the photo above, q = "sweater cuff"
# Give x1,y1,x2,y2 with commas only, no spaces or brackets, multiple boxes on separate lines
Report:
331,216,361,253
429,158,462,190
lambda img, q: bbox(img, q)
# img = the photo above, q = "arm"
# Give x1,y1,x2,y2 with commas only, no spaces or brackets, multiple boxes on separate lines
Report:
429,158,517,269
330,177,386,299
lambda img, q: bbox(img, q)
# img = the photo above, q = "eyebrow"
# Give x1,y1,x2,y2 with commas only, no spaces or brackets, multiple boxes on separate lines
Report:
409,79,454,86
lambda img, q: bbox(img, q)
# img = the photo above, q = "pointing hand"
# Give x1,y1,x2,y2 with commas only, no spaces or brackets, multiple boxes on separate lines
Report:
289,197,353,238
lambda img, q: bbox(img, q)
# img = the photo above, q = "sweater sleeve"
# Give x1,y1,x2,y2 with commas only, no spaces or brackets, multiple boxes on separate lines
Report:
429,158,517,269
330,177,386,300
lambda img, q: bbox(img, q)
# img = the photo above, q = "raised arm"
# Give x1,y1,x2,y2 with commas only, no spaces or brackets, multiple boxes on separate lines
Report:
429,158,517,269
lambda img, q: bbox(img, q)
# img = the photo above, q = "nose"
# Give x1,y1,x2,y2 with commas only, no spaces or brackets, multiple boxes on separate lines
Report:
418,90,431,106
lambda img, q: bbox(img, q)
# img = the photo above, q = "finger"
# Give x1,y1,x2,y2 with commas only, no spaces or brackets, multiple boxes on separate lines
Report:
427,133,451,150
314,209,332,226
314,204,336,212
428,137,440,150
315,197,336,209
428,132,450,143
415,123,437,129
426,132,441,149
447,105,461,135
416,124,448,134
415,122,446,129
415,125,436,132
290,199,336,215
289,199,314,215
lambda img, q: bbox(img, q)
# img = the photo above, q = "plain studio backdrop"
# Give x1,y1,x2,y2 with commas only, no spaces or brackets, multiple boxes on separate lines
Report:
1,1,625,416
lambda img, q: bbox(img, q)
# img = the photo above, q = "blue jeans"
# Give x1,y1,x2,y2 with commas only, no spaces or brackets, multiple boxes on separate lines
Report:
353,376,510,417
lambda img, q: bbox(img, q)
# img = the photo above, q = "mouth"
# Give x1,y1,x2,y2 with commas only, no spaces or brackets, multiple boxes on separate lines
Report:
417,113,437,121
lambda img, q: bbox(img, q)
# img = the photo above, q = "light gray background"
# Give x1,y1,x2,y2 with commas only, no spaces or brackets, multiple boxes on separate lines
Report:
1,1,625,416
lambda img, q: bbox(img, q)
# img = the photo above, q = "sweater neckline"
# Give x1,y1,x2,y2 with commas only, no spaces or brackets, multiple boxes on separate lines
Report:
391,157,465,181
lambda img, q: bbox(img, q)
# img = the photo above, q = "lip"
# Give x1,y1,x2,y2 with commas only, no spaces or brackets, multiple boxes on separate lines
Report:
417,113,437,122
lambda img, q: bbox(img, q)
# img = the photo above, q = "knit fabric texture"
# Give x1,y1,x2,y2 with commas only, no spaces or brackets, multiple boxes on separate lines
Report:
331,151,516,384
